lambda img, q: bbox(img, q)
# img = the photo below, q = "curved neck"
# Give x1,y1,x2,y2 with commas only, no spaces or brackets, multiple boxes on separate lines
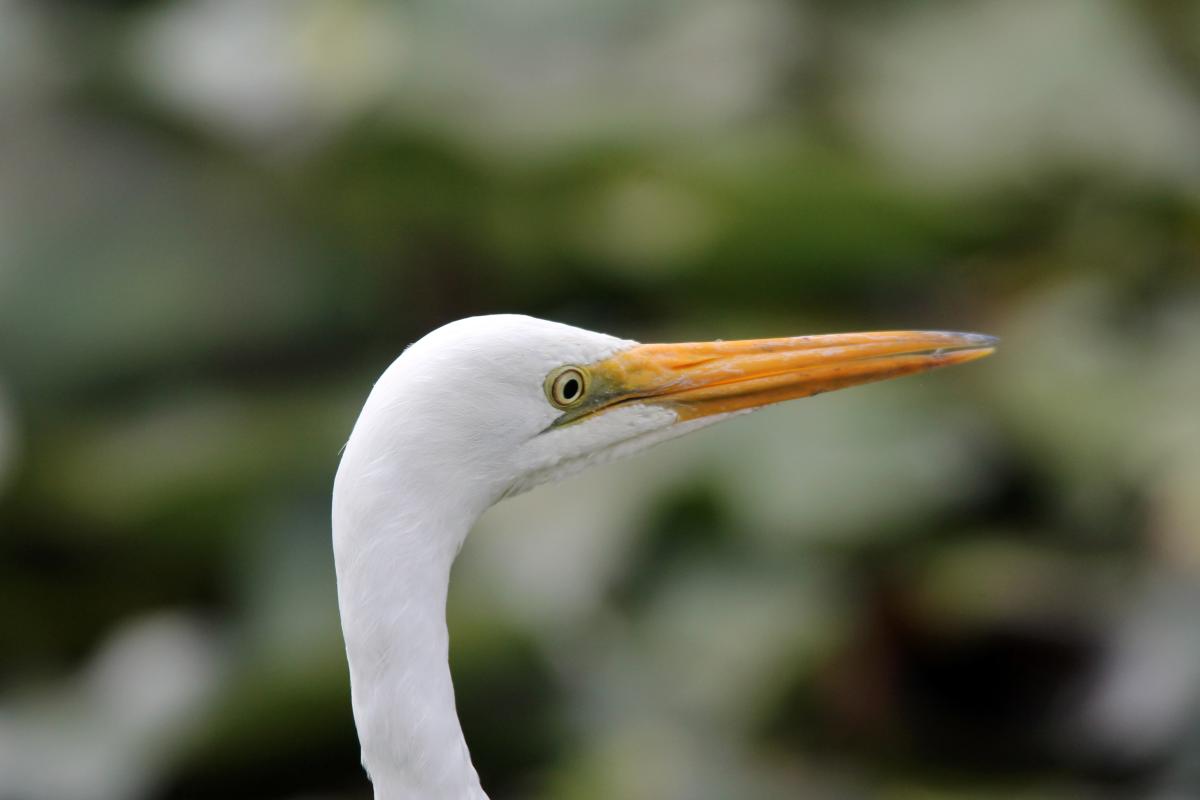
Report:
332,457,490,800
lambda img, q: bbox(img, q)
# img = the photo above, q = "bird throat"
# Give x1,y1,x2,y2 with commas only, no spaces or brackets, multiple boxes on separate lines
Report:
332,472,490,800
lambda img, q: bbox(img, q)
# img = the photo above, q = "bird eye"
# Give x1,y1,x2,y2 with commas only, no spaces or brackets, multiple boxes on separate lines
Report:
546,366,588,408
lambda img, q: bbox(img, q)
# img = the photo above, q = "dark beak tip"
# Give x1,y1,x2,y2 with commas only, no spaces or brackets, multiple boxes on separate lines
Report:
946,331,1000,349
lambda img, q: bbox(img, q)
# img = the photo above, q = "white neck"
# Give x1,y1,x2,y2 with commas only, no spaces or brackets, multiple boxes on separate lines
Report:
332,443,491,800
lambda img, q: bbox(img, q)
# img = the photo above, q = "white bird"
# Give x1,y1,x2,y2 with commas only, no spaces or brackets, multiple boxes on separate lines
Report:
332,314,996,799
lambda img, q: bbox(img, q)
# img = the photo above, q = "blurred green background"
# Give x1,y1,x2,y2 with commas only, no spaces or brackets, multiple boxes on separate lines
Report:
2,0,1199,798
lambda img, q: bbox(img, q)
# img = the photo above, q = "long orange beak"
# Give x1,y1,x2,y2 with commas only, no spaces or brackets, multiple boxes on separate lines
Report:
553,330,996,426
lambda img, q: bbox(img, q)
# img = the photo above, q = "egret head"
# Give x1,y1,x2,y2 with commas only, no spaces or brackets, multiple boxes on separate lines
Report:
333,313,996,799
347,314,997,510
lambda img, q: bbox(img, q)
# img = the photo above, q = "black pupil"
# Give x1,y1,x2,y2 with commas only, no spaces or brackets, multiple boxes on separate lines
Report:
561,377,580,400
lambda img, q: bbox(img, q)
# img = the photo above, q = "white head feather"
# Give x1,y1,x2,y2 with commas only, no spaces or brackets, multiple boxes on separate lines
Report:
331,315,720,799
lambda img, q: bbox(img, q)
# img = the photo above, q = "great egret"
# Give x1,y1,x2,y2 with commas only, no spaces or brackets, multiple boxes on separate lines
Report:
332,314,996,799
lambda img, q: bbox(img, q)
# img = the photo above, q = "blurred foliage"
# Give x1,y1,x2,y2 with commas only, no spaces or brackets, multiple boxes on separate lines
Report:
1,0,1199,799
